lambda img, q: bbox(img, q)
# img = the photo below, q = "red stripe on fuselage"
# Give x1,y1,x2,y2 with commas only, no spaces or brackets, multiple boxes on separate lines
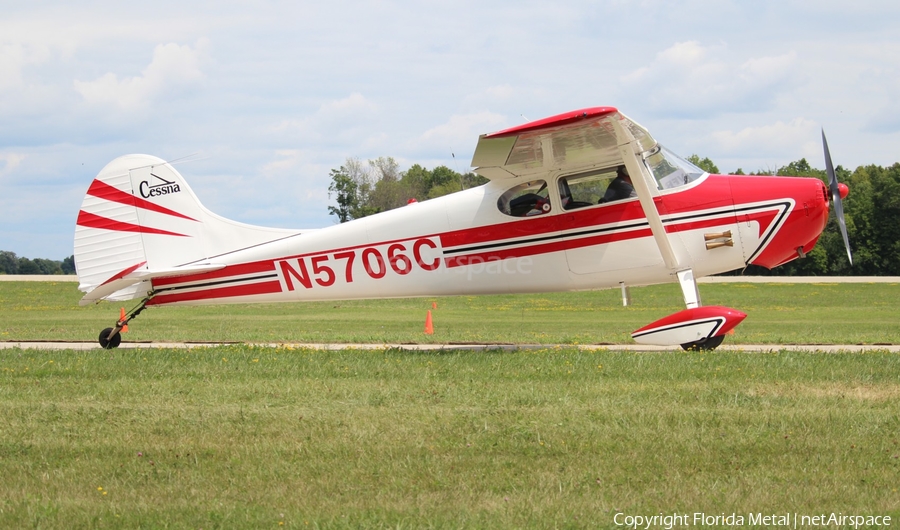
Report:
444,227,654,268
146,280,283,306
663,207,780,237
151,260,277,287
440,200,647,249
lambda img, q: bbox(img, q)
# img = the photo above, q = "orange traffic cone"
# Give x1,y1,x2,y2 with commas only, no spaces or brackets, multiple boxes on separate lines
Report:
119,308,128,333
432,301,437,309
424,310,434,335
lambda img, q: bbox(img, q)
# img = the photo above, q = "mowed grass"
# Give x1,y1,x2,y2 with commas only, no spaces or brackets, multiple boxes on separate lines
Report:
2,281,900,527
2,280,900,344
1,345,899,528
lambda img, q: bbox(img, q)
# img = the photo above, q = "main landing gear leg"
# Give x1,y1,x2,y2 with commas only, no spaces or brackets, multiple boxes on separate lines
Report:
98,297,151,349
676,268,719,351
676,268,701,310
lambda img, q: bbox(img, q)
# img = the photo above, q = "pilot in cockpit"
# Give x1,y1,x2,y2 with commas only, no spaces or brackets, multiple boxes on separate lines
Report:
602,166,637,203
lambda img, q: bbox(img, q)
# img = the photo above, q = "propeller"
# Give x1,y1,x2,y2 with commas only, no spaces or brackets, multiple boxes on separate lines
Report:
822,129,853,265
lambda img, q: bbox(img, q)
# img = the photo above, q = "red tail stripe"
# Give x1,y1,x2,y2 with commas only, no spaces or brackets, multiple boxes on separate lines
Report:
100,261,148,286
76,210,189,237
87,179,197,222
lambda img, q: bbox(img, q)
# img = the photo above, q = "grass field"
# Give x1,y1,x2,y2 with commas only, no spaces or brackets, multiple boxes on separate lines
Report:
1,281,899,528
1,346,899,528
2,280,900,345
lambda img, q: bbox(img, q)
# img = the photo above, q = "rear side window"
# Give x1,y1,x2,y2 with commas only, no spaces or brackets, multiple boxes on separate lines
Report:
498,180,550,217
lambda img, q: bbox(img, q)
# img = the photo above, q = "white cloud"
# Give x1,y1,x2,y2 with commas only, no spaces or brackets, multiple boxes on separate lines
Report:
621,41,798,117
0,44,28,91
711,118,820,158
73,39,209,112
411,111,508,159
0,153,26,177
271,93,378,143
261,149,305,175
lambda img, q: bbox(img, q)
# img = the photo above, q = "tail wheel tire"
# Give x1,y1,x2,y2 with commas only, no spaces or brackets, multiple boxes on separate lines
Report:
99,328,122,349
681,335,724,351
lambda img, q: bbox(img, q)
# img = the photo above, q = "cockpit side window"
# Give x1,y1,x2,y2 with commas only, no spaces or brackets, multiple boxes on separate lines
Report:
498,180,550,217
558,167,636,210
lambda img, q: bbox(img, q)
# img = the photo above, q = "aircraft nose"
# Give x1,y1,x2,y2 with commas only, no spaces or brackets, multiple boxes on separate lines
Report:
747,177,829,269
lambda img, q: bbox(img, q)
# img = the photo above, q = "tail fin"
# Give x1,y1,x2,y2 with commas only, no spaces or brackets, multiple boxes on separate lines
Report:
74,154,300,304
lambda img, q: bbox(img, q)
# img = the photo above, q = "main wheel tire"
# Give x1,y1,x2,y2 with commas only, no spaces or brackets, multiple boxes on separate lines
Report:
680,334,725,351
98,328,122,349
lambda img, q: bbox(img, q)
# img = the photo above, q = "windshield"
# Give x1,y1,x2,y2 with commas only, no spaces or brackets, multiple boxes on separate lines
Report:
643,145,707,190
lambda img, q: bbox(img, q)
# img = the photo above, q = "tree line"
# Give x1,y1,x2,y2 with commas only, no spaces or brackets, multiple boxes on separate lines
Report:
327,157,488,222
329,155,900,276
0,251,75,275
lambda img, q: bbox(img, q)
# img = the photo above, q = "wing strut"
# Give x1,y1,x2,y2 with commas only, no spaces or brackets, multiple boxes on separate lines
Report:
612,119,680,270
612,118,700,310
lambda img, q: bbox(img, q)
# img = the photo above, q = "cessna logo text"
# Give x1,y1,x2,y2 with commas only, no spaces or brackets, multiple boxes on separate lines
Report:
139,173,181,198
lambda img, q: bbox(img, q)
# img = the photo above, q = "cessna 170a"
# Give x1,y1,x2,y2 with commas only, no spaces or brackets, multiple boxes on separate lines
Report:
74,107,851,350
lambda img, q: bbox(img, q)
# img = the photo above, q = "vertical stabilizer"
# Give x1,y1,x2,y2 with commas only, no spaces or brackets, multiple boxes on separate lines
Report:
74,154,301,302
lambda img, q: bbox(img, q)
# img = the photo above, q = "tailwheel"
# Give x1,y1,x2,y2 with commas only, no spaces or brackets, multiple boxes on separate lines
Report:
680,335,725,351
99,328,122,349
96,297,151,349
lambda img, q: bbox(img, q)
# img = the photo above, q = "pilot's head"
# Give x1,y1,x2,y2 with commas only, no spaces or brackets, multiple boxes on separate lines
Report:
617,166,631,180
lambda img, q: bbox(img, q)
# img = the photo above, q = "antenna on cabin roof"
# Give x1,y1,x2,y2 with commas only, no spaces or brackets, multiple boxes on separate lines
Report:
451,152,464,190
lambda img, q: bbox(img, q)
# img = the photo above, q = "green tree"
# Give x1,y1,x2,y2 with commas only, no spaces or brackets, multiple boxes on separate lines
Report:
324,157,490,220
327,168,359,223
0,251,18,274
842,163,900,275
687,154,720,174
461,171,489,189
33,258,63,275
16,257,40,274
62,255,76,275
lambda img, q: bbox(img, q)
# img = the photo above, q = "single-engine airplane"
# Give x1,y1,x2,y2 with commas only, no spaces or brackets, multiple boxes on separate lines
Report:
74,107,851,349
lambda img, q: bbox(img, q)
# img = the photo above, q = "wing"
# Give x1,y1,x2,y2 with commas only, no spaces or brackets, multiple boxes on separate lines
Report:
470,107,656,180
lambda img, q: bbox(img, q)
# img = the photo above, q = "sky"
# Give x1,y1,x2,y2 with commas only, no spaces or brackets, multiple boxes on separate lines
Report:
2,0,899,260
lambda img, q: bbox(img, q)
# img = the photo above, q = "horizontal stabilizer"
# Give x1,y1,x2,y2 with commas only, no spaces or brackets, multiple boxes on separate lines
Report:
79,263,225,305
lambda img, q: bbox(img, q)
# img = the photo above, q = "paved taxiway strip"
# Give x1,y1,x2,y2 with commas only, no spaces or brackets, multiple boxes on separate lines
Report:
3,341,898,352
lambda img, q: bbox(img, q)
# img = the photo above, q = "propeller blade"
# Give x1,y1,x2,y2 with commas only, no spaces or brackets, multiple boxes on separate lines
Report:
822,129,852,265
